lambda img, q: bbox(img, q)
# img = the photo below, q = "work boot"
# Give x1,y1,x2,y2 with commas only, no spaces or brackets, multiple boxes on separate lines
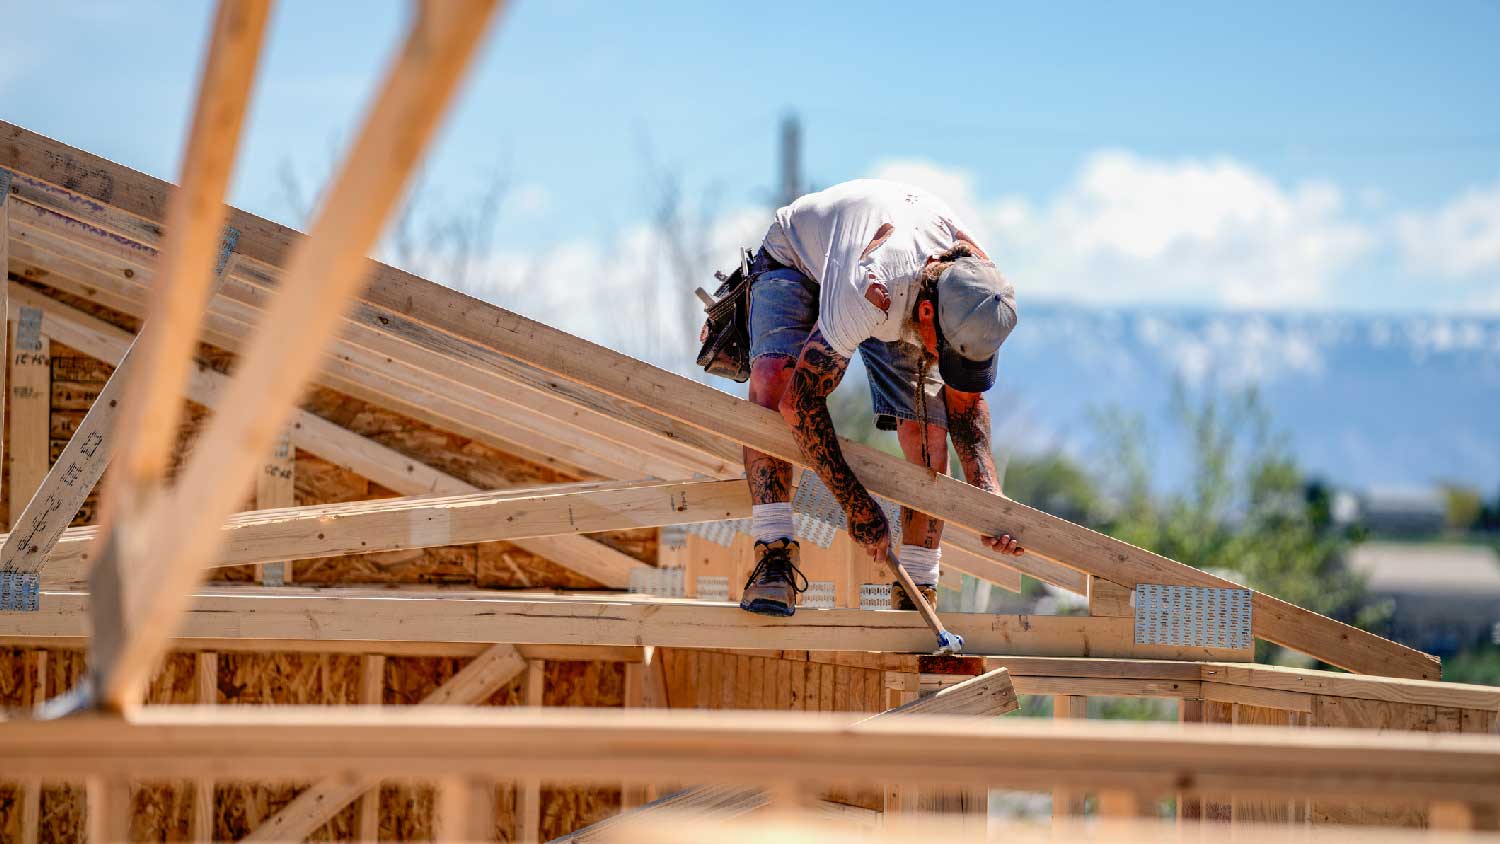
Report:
739,538,808,617
890,580,938,611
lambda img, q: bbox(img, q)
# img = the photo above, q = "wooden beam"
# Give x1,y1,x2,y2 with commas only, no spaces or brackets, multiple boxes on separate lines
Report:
7,310,50,527
0,246,232,582
4,708,1498,805
100,0,269,527
519,660,544,844
562,668,1016,840
85,0,504,711
355,654,384,841
244,644,525,842
27,478,740,588
5,207,710,482
190,651,217,842
254,425,295,585
6,217,1043,596
0,125,1432,677
1051,695,1087,819
6,588,1254,660
9,284,645,589
0,179,10,525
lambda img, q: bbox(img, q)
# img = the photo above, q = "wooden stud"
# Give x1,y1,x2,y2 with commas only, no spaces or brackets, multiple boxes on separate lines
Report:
12,286,645,589
1097,789,1143,819
190,651,218,842
519,659,545,844
86,776,132,844
86,0,505,712
8,316,49,526
0,180,9,521
622,661,649,809
356,654,386,842
1052,695,1087,819
1088,576,1133,617
1177,698,1203,823
243,645,523,843
254,425,294,585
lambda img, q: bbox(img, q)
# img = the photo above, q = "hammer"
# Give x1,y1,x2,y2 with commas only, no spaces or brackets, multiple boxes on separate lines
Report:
884,548,965,655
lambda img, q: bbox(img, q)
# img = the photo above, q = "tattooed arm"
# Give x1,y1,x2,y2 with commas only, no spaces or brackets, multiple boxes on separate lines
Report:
779,329,891,558
945,387,1025,556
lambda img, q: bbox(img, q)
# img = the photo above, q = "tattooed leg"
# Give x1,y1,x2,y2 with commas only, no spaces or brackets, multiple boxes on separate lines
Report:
746,356,795,505
895,419,950,549
780,329,890,554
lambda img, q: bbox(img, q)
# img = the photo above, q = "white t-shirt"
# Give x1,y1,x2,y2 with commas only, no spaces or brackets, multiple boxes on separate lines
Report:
760,179,967,359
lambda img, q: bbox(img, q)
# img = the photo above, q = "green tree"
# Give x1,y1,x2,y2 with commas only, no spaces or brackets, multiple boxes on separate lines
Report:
1091,382,1387,653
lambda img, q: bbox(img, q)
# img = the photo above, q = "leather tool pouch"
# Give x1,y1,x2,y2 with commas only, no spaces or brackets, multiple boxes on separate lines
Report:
694,249,755,383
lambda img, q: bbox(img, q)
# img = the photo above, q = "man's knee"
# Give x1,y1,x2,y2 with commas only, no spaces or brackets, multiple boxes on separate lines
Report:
749,356,795,410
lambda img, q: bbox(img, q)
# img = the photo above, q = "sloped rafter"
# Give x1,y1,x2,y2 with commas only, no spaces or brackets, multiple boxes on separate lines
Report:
5,270,1038,594
0,122,1436,678
20,478,747,586
1,167,1056,594
5,284,646,588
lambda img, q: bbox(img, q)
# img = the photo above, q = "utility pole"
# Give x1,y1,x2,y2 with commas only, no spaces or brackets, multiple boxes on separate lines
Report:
778,112,801,207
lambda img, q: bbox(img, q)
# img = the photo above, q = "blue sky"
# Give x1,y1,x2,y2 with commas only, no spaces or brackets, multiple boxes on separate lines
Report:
3,1,1498,320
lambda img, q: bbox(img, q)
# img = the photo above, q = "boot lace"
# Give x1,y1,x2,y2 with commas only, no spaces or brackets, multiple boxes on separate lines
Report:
743,543,809,594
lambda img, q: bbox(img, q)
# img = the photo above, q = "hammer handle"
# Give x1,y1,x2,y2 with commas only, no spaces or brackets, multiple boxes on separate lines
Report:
883,548,951,640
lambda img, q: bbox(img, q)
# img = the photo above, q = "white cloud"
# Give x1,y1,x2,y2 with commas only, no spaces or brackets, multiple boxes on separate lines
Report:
1395,182,1500,279
872,151,1376,310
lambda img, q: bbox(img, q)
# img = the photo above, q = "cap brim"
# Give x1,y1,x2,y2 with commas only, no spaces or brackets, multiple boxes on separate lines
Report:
938,344,997,393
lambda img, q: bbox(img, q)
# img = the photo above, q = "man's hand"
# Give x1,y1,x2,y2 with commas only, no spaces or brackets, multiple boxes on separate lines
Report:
981,533,1024,556
848,490,891,561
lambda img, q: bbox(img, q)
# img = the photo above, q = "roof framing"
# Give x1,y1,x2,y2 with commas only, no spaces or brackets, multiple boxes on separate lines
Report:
0,121,1436,678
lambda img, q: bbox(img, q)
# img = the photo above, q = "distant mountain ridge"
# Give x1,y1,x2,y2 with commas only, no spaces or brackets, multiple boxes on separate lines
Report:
990,303,1500,492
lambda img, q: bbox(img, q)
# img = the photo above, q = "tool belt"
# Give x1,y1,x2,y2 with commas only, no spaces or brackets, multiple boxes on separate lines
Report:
694,248,755,383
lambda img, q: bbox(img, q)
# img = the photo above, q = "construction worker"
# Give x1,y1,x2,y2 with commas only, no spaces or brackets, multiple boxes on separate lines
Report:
739,179,1023,617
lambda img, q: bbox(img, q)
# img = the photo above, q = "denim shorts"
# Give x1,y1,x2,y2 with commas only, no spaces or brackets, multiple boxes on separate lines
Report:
748,251,947,431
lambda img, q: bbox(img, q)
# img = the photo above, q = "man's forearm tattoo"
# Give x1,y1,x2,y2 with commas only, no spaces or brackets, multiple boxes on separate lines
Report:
946,391,1001,494
746,449,792,504
786,330,888,548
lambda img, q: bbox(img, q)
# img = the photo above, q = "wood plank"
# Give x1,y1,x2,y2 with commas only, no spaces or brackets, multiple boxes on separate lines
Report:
1051,694,1087,818
243,644,523,842
6,588,1254,660
85,0,504,712
8,316,50,526
100,0,270,533
11,285,645,589
1088,576,1133,617
1015,677,1201,699
1202,681,1313,713
190,651,217,842
519,659,545,844
0,184,9,528
0,124,1430,677
6,206,720,482
355,654,385,842
254,425,294,585
1200,662,1500,712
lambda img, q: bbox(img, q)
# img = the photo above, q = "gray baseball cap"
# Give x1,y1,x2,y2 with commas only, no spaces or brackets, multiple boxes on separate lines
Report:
935,257,1017,393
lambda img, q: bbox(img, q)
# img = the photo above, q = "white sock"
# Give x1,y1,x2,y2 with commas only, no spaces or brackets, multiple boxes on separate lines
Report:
752,502,795,544
899,544,941,586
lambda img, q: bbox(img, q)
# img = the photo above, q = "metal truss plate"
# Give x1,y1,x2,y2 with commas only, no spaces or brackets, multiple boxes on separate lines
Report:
859,582,892,611
0,570,40,612
792,470,903,549
658,524,689,550
628,566,685,599
684,519,748,548
695,576,730,603
802,580,836,609
1134,583,1253,650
